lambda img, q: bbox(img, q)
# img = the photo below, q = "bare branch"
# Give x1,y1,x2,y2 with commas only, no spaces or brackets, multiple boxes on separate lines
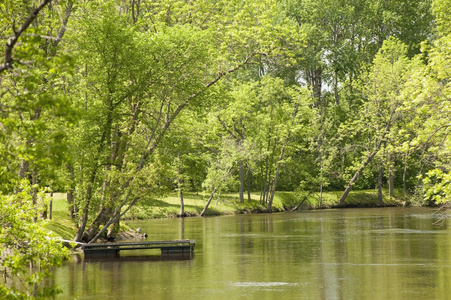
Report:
53,1,73,49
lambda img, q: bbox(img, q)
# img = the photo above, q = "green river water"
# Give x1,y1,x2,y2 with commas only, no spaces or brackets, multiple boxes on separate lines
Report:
55,207,451,299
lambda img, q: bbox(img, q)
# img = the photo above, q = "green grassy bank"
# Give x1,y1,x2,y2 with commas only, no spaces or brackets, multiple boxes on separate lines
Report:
47,189,405,240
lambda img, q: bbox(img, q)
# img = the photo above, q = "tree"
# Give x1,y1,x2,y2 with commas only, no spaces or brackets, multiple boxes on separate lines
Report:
279,0,433,107
200,137,240,216
214,81,260,203
64,0,299,242
338,37,412,204
409,0,451,206
0,0,75,203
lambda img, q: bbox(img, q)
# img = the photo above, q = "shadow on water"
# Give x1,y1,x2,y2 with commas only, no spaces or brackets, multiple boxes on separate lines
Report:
71,252,194,263
82,253,194,262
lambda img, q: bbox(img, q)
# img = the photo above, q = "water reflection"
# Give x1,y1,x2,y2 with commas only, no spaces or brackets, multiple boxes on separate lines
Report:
82,253,194,263
55,208,451,299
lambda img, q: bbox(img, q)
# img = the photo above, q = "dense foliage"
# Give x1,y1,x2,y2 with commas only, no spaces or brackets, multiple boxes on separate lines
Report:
1,0,451,296
0,182,70,299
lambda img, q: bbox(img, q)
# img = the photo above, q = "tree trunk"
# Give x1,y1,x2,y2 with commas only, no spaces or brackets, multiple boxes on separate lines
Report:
333,69,339,105
339,150,379,205
239,160,244,203
267,136,291,212
261,158,269,204
261,140,272,204
32,170,38,222
74,179,95,242
200,189,217,217
74,207,88,242
83,206,114,242
178,151,185,217
307,67,322,107
267,162,281,212
89,193,140,243
107,221,120,242
48,190,53,220
246,166,252,202
388,171,394,198
319,151,324,208
18,160,29,180
107,207,121,241
291,191,313,211
403,151,408,204
179,186,185,217
377,165,384,206
66,164,75,220
267,101,299,211
388,154,394,197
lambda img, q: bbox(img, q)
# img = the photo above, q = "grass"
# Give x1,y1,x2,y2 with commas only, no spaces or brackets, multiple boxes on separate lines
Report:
107,188,405,220
47,188,405,240
46,193,77,240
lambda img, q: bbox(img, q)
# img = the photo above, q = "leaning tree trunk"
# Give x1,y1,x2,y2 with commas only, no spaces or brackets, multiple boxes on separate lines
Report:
107,207,121,241
339,150,379,205
74,176,96,242
267,134,291,212
83,206,114,242
200,189,217,217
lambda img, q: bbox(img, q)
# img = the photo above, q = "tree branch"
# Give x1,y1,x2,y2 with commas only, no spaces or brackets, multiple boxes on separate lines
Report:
53,1,74,49
205,52,267,88
0,0,53,74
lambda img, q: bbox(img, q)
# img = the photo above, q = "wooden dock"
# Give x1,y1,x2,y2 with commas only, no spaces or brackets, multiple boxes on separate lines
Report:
81,239,196,258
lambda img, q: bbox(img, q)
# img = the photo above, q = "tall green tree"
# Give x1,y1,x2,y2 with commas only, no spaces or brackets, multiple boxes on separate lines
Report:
65,0,299,242
280,0,432,106
338,37,412,204
410,0,451,205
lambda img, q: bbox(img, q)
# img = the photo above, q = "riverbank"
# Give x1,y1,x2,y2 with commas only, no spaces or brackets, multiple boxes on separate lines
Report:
123,188,405,219
47,189,405,241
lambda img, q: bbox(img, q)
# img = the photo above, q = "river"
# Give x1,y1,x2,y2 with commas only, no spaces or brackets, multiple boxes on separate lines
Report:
55,207,451,299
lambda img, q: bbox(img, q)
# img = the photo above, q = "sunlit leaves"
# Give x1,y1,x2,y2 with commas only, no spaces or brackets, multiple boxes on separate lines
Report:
0,182,69,299
423,169,451,204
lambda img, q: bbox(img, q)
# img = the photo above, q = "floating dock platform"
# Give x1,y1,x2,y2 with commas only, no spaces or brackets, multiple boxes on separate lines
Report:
81,239,196,258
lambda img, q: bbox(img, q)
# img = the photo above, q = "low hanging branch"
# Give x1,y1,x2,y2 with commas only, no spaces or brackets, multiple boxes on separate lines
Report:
0,0,53,74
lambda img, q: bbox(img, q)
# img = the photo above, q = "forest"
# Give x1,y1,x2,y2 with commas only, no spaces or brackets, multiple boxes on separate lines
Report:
1,0,451,297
